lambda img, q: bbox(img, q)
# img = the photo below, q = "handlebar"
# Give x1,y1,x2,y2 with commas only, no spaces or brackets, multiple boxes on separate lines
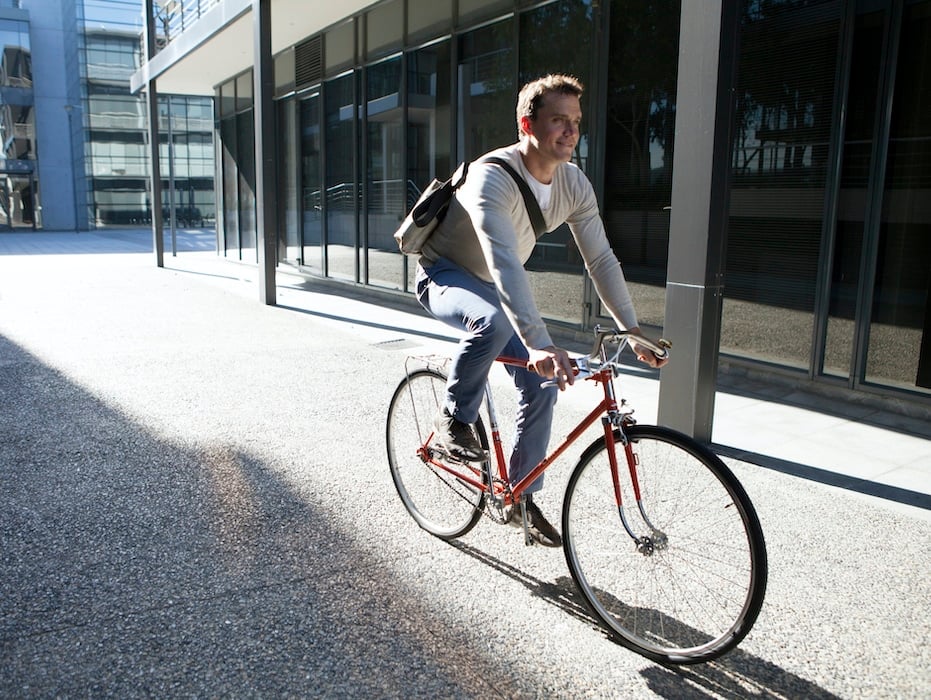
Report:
589,325,671,362
538,326,670,388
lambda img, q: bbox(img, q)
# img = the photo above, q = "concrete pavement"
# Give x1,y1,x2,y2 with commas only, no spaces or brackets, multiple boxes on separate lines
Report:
1,229,929,698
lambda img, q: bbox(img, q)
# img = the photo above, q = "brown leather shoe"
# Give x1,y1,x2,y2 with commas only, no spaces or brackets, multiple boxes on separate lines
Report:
508,496,562,547
433,409,485,462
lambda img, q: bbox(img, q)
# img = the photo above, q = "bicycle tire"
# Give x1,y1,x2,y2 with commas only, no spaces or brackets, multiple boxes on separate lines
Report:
562,424,767,664
386,368,487,540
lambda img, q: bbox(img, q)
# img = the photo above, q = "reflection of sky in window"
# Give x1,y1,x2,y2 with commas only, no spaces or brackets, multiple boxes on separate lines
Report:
82,0,143,32
0,21,29,51
648,99,669,172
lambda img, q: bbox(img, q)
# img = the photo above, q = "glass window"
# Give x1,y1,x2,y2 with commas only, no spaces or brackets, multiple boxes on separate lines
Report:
457,19,515,160
866,1,931,393
78,18,216,232
92,177,147,225
83,32,137,82
219,81,236,118
722,2,842,369
519,0,593,88
406,40,452,290
277,99,300,265
602,0,680,328
237,110,256,261
519,0,597,327
366,0,403,59
235,71,252,113
325,72,358,282
188,99,213,126
823,10,884,380
365,57,404,290
83,0,143,32
301,92,323,275
174,96,215,226
221,116,240,253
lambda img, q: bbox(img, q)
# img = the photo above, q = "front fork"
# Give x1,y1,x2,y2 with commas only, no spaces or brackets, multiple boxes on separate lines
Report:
604,417,668,555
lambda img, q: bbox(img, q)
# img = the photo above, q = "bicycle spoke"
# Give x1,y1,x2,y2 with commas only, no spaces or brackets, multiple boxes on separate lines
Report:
563,425,767,664
387,369,486,539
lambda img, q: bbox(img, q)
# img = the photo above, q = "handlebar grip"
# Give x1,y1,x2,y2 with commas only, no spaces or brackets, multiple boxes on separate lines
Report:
652,339,671,360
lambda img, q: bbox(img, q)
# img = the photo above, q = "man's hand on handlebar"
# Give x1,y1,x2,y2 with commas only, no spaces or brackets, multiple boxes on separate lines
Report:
528,345,575,390
628,326,669,369
529,327,668,388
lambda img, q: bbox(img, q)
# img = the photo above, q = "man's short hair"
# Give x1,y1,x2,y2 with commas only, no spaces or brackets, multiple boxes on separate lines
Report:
516,74,584,137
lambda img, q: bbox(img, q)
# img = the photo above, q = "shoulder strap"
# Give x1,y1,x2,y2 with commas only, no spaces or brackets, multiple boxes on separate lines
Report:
479,156,547,238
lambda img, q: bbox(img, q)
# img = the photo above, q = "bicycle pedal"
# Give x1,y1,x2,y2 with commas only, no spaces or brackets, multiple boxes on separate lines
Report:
433,447,470,465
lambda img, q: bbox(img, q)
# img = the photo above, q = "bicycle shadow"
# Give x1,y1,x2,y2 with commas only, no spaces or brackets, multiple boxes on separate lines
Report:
449,540,840,699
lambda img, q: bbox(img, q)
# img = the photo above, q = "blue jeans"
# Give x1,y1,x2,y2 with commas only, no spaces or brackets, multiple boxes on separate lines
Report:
416,257,557,494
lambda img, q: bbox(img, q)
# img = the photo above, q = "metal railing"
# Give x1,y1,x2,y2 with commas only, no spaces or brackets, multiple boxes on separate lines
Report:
153,0,221,47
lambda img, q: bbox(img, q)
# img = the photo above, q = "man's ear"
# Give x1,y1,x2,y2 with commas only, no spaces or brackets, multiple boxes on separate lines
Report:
519,114,533,137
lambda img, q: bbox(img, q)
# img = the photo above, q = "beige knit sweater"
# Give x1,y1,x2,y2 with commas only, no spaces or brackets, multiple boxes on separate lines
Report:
420,143,638,350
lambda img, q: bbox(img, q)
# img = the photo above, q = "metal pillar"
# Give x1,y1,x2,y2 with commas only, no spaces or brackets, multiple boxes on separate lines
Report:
253,0,277,305
167,94,177,256
657,0,741,441
64,105,80,232
143,0,164,267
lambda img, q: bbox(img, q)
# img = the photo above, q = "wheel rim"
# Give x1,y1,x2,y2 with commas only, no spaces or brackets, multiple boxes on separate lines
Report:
564,427,766,662
387,370,485,539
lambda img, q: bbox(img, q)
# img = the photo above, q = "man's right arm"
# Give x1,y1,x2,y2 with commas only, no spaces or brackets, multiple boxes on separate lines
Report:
459,162,555,351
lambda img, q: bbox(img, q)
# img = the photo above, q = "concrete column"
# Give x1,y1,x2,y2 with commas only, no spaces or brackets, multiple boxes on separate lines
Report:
657,0,741,441
253,0,277,305
143,0,164,267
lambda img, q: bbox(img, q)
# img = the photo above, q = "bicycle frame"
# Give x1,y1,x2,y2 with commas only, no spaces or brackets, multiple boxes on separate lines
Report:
488,356,627,505
413,342,665,546
413,355,622,504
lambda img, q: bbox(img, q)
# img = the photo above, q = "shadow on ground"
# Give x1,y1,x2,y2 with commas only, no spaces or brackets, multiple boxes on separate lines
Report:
0,334,504,697
450,541,840,699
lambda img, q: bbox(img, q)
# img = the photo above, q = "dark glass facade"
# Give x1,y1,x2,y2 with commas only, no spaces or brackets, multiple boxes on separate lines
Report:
213,0,931,404
722,0,931,397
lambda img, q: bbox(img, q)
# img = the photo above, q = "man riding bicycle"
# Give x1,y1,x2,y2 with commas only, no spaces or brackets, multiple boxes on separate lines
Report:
415,74,666,547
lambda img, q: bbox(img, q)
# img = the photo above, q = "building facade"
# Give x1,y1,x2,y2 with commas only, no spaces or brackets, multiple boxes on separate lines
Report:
132,0,931,428
0,0,35,228
7,0,214,231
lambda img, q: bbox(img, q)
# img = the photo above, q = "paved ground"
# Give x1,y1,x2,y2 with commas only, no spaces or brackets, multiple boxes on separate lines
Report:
1,229,929,698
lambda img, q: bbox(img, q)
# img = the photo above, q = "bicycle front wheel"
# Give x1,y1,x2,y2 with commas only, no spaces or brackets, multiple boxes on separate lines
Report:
563,425,767,664
386,368,487,540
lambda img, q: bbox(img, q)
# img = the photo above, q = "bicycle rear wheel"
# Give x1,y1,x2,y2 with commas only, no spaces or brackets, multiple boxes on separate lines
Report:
386,368,487,540
562,425,767,664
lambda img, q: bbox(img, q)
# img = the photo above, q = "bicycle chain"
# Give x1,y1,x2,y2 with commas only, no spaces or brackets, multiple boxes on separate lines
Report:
428,448,512,525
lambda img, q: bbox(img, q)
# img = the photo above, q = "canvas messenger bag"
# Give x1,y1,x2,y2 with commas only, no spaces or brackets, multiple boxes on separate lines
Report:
393,157,546,255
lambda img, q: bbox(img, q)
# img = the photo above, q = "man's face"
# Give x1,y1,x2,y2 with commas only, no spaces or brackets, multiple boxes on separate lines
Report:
522,92,582,164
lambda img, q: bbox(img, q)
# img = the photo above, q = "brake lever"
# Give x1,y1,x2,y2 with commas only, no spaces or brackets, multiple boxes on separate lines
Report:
539,356,594,388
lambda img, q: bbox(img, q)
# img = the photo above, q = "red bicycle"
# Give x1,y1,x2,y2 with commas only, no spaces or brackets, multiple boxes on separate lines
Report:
386,327,767,664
